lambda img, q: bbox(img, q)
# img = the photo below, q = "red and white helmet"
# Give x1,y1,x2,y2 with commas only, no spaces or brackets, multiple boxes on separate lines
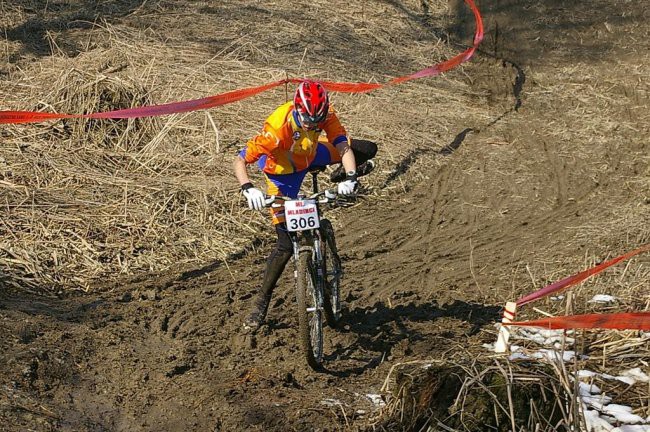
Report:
293,80,329,127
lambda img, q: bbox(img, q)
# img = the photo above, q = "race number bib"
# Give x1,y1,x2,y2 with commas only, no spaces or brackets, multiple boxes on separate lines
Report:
285,199,319,232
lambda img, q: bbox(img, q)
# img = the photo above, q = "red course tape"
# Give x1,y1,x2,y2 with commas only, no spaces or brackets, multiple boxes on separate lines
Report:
500,244,650,334
506,312,650,331
0,0,483,124
516,243,650,307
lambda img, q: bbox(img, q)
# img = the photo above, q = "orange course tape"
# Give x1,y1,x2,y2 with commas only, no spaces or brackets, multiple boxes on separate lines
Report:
506,312,650,331
516,243,650,307
496,243,650,336
0,0,483,124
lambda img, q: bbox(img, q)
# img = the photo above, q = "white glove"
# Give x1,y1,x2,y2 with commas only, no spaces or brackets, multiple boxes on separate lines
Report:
241,183,265,210
337,179,357,195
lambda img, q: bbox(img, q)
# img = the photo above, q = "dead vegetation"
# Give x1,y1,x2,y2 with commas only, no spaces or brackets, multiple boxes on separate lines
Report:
368,259,650,431
0,42,256,292
0,3,468,293
369,329,649,431
368,358,570,431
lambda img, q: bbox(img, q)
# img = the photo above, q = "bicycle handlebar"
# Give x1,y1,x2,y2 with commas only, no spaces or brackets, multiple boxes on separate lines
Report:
264,189,339,208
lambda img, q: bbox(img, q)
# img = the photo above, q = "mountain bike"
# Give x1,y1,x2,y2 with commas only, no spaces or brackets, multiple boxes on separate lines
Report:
265,170,344,370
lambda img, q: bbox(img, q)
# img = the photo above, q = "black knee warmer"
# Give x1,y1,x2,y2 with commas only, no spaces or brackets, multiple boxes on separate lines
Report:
350,138,378,165
259,224,293,297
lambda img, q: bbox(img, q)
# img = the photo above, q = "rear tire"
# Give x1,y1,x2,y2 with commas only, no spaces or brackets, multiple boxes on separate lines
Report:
320,219,342,328
295,250,323,370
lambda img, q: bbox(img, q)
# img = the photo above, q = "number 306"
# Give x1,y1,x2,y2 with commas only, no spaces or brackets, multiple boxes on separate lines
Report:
290,217,316,230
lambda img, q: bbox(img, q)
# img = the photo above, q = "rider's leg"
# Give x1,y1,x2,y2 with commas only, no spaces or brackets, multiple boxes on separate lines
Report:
244,224,292,331
310,139,377,175
244,172,305,332
329,138,378,182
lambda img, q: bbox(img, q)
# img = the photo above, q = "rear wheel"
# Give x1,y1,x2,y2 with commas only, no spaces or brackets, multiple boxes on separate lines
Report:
320,219,342,327
295,249,323,369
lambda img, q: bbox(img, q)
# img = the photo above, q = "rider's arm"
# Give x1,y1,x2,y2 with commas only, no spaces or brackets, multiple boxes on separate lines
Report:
233,155,251,186
321,109,356,174
234,152,265,210
236,125,279,185
335,141,357,175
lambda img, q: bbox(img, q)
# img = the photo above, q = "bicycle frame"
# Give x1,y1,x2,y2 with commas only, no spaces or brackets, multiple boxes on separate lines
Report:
287,171,327,311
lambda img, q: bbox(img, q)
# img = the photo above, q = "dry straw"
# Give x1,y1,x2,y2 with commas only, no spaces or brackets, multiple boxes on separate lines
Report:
367,254,649,431
0,50,258,292
0,14,462,293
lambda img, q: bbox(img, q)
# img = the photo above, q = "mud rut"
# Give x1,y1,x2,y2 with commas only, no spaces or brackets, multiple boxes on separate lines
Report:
2,0,650,431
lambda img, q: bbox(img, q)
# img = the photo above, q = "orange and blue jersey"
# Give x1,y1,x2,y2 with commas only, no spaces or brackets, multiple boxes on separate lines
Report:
239,102,349,224
240,101,348,175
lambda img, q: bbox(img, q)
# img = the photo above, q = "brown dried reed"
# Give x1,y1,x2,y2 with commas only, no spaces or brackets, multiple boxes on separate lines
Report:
0,45,263,293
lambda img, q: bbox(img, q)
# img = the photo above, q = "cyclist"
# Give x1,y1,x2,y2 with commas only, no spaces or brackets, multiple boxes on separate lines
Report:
234,79,377,333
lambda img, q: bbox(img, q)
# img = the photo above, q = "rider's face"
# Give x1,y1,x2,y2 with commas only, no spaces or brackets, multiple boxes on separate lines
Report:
297,111,319,131
301,119,318,131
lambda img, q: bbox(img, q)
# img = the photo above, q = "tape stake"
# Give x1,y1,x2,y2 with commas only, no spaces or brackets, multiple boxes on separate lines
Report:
494,301,517,353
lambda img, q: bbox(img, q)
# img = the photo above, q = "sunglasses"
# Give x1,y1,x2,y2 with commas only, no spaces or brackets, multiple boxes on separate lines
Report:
298,113,321,130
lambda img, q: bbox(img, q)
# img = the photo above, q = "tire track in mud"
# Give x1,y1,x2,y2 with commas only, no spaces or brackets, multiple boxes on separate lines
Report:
343,111,606,311
542,141,569,207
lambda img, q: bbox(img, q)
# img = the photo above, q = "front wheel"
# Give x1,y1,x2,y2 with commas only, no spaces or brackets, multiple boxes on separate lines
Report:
320,219,342,327
295,249,323,370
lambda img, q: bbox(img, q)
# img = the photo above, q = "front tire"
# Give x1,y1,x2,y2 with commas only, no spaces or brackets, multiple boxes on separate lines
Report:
295,250,323,370
320,219,342,327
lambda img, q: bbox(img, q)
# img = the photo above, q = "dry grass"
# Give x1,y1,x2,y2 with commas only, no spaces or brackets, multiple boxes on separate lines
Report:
0,0,471,293
370,328,649,431
368,249,649,430
368,357,574,431
0,26,272,292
